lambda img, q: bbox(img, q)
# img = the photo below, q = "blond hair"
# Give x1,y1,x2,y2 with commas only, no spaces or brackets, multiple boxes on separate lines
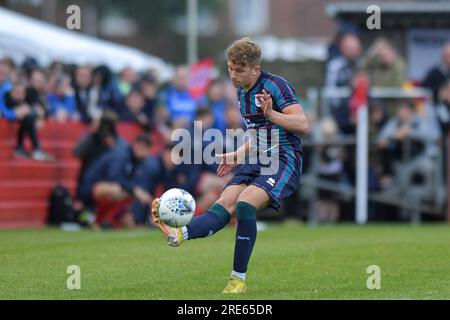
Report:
227,37,261,67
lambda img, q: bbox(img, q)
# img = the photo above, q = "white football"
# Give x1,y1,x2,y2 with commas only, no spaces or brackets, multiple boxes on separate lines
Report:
158,188,196,227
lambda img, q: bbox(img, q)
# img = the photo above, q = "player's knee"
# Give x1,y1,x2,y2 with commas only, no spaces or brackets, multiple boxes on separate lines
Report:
216,197,235,216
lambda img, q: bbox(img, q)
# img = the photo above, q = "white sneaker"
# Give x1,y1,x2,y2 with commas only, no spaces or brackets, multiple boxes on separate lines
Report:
32,150,54,161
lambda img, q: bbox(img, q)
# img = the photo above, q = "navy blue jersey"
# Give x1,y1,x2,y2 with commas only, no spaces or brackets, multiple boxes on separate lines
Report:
236,71,303,157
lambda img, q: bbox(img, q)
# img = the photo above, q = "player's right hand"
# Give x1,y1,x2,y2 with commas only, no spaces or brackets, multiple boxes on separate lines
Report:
216,153,238,177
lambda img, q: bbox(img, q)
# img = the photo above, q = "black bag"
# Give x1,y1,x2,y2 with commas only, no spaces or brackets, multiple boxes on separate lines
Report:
47,185,76,225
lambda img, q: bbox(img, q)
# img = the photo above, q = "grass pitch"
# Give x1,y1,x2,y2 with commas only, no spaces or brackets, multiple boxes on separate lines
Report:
0,224,449,299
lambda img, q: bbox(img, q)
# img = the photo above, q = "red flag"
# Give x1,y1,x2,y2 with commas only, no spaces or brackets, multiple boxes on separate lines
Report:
349,72,370,118
188,58,215,101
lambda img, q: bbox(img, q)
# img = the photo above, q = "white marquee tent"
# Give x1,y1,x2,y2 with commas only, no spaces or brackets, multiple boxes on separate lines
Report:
0,7,173,80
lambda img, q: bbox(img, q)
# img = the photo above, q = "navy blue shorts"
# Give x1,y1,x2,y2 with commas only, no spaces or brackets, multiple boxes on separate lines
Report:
225,151,303,210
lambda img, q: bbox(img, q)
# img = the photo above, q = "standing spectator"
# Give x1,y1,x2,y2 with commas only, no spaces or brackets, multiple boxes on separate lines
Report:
422,42,450,104
159,65,198,128
47,76,77,122
326,33,362,134
362,38,407,87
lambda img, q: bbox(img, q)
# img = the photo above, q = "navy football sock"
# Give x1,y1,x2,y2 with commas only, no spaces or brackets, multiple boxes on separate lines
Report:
233,201,257,274
185,203,231,239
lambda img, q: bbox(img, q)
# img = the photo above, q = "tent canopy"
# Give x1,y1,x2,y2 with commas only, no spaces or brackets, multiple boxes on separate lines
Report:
0,7,173,80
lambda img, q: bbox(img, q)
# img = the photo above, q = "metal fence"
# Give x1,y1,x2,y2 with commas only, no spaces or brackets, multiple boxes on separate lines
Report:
300,86,447,225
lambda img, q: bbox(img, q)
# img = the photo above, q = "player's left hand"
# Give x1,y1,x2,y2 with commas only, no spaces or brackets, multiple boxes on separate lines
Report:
256,89,273,119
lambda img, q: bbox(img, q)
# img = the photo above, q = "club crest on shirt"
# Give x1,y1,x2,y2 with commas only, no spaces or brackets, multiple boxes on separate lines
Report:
255,95,261,108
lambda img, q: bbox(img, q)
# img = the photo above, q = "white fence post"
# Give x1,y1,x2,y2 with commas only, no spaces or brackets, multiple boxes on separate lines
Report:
356,105,369,224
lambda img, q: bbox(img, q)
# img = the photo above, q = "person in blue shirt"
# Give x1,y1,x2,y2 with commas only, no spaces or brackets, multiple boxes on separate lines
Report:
159,66,198,128
0,62,15,120
47,76,76,121
199,78,228,134
78,134,155,229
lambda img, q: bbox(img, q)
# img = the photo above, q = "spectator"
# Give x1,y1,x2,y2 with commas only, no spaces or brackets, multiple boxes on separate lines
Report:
26,69,48,112
72,65,95,123
91,65,122,113
199,78,228,133
316,118,344,224
21,57,39,80
159,65,198,128
326,33,362,134
362,38,407,87
47,76,77,122
155,141,201,197
376,100,432,183
139,74,159,126
3,81,52,161
0,61,13,103
434,80,450,178
74,110,128,201
189,107,233,213
119,88,152,130
423,42,450,104
327,22,360,63
118,66,136,98
78,134,154,229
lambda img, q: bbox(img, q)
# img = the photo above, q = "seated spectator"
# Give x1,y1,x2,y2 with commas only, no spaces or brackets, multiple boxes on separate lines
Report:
91,65,122,113
47,76,77,122
153,142,220,215
118,66,137,98
3,81,52,161
316,118,344,224
78,134,154,229
0,61,13,104
191,107,232,213
74,110,128,201
119,88,152,130
223,103,245,152
159,65,198,128
139,74,159,124
72,65,96,123
423,42,450,104
199,78,228,133
434,80,450,177
362,38,407,87
26,69,48,113
376,100,432,184
0,57,17,84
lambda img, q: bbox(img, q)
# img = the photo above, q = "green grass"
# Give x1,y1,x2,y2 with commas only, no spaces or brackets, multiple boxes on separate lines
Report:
0,224,449,299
